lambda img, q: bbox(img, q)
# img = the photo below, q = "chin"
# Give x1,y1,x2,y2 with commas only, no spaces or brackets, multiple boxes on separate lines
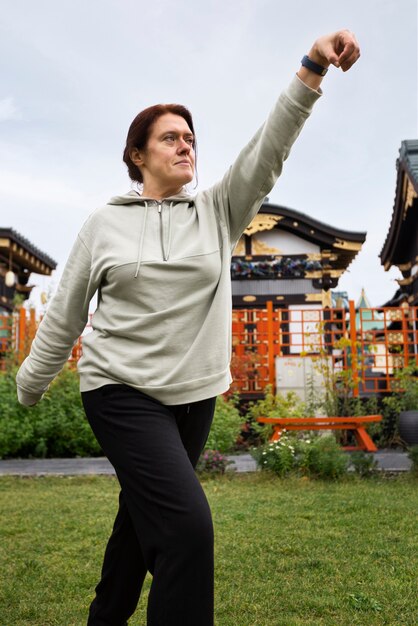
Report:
178,175,194,186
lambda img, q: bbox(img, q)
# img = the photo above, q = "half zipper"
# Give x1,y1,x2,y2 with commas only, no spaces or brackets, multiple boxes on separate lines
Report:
134,198,180,278
158,200,173,262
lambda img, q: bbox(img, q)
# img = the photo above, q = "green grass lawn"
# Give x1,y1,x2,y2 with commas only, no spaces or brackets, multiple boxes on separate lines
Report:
0,472,417,626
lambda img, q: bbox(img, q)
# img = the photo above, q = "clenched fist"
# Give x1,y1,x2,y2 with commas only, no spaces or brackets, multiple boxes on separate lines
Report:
309,29,361,72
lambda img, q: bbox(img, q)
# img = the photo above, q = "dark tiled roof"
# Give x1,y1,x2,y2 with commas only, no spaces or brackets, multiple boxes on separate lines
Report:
261,201,366,243
380,140,418,266
0,228,57,269
380,288,408,308
259,200,366,271
401,139,418,190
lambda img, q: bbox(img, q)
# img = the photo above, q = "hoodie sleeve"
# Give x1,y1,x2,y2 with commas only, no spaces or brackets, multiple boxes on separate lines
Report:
15,232,99,406
209,74,322,246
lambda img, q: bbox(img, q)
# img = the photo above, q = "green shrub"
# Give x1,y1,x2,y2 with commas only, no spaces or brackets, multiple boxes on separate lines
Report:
246,384,306,420
407,445,418,475
0,371,35,458
1,368,243,458
0,365,101,458
246,385,306,445
251,433,348,480
381,394,402,445
250,433,300,477
349,450,378,477
196,449,234,475
205,393,243,453
299,435,348,480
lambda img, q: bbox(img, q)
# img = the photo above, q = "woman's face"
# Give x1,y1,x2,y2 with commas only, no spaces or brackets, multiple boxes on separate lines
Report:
132,113,195,192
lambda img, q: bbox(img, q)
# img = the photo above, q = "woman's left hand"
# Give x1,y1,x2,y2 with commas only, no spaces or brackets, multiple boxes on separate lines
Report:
309,29,361,72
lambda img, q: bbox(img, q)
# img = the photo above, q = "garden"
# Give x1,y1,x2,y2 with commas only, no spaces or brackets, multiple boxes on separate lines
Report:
0,473,417,625
2,356,418,480
1,356,418,624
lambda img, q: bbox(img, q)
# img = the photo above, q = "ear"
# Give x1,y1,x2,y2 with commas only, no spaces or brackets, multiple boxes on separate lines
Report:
130,147,145,167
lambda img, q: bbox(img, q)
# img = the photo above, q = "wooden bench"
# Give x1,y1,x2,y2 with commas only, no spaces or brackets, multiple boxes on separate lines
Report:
256,415,382,452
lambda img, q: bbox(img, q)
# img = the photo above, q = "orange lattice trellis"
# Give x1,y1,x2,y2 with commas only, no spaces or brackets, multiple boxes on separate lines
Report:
2,302,418,397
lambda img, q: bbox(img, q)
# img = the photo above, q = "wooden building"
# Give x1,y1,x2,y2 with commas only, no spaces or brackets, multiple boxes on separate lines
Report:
231,199,366,308
0,228,56,313
380,140,418,306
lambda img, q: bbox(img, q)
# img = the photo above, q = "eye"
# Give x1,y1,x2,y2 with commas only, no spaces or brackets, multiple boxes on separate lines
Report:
185,137,194,146
164,134,175,142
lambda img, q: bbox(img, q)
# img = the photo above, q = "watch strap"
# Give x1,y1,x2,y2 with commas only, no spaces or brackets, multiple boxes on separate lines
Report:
301,55,328,77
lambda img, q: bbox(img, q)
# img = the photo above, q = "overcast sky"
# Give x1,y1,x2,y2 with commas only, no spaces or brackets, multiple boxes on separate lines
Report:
1,0,417,308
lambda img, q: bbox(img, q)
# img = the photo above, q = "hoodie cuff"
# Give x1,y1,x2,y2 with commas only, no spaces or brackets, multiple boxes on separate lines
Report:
17,386,43,407
284,73,323,114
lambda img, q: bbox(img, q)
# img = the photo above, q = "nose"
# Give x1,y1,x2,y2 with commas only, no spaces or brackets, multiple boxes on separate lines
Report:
177,138,191,154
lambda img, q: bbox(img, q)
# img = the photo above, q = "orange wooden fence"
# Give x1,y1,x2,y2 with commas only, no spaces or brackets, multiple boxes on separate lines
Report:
0,307,38,366
231,302,418,396
2,302,418,398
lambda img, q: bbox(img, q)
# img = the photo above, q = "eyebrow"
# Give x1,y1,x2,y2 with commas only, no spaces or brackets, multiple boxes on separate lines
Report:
160,130,194,139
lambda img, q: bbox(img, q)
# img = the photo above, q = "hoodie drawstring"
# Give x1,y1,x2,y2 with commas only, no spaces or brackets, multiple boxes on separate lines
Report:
165,202,173,261
134,201,149,278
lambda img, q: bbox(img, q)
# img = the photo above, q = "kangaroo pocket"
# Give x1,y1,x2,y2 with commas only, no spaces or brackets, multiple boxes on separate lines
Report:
79,250,227,387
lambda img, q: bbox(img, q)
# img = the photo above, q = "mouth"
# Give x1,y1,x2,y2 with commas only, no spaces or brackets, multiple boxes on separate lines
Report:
175,160,191,166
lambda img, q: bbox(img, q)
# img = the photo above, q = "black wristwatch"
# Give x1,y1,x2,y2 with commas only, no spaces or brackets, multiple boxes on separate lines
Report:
301,55,328,77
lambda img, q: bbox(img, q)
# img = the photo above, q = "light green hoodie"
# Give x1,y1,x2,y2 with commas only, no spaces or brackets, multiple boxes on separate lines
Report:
16,75,321,406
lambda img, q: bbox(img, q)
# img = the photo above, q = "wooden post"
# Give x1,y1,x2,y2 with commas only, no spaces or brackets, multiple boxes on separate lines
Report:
267,300,276,393
349,299,359,398
383,308,391,390
401,303,410,368
18,307,26,363
29,307,37,343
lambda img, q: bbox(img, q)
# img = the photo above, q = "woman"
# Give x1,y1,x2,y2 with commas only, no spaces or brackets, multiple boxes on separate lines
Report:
16,30,360,626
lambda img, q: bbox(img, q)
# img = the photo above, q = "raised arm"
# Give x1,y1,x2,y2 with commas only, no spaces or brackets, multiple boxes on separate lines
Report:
210,29,360,246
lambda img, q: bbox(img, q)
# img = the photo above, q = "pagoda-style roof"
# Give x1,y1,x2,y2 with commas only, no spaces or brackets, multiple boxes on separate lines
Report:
354,288,385,331
240,200,366,273
0,228,57,312
380,140,418,270
231,201,366,307
0,228,57,275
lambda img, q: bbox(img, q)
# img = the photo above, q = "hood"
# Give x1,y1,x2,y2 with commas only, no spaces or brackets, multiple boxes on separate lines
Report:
107,188,194,205
107,189,195,279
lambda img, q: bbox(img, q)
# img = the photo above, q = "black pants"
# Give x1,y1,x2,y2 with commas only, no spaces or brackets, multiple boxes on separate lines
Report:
81,384,217,626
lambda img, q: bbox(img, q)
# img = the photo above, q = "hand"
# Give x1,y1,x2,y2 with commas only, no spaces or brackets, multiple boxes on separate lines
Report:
309,29,360,72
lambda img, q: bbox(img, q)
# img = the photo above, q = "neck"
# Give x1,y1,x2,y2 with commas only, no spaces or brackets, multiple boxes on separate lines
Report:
141,182,185,201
